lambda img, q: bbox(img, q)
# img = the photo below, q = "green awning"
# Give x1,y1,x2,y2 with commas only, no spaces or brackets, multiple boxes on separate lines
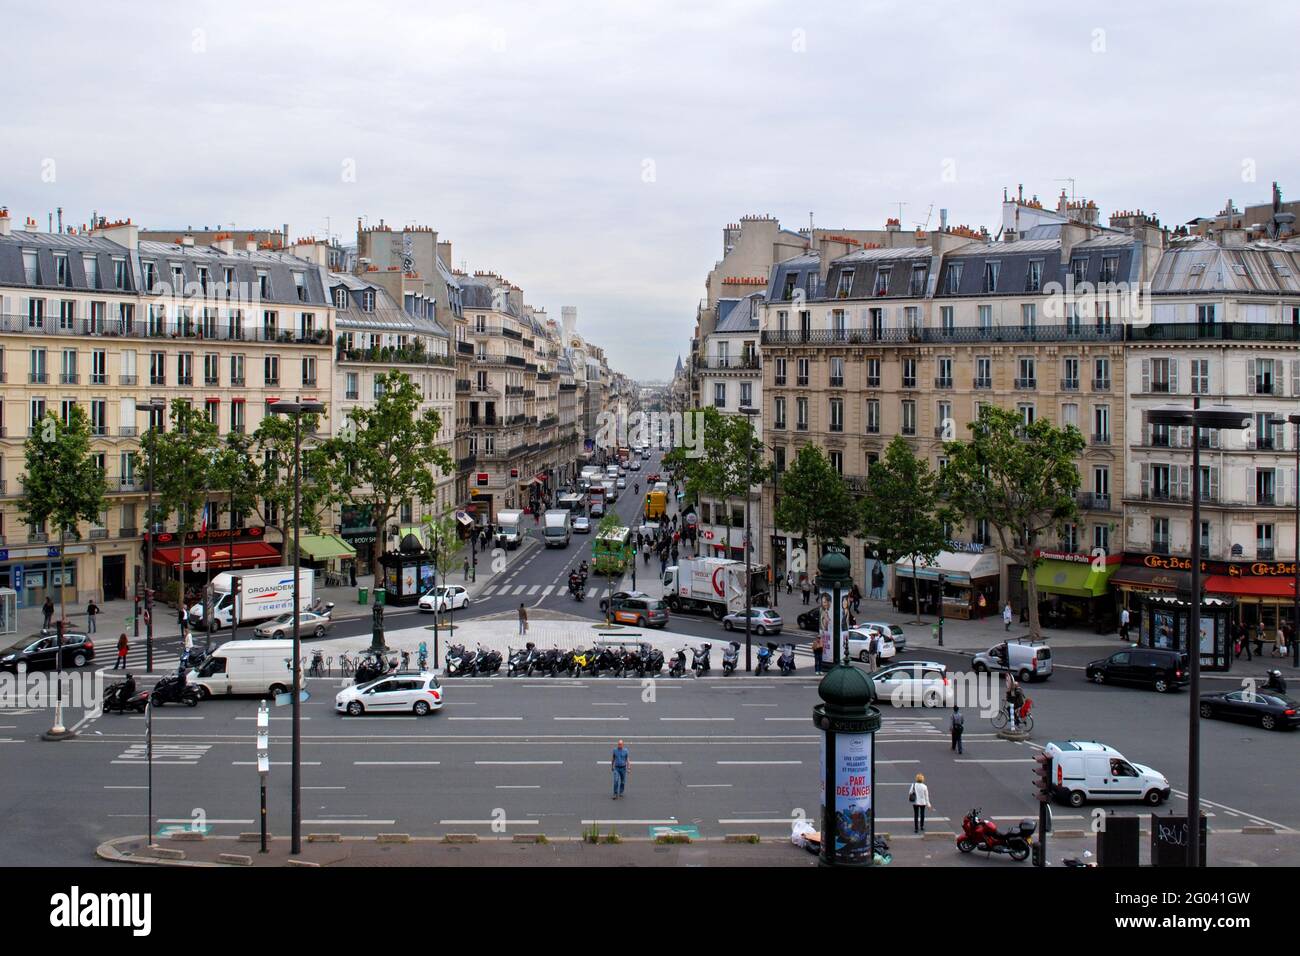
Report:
296,534,357,562
1021,559,1117,598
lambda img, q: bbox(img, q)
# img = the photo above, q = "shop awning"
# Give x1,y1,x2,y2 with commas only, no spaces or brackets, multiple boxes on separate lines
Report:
152,541,281,568
892,550,999,585
455,511,475,527
1203,575,1295,599
295,534,356,562
1022,559,1118,598
1110,564,1189,592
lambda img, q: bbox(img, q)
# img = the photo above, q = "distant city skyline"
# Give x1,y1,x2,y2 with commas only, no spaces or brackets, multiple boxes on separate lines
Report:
2,1,1297,377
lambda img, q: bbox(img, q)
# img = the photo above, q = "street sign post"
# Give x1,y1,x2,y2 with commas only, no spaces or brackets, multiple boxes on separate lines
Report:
257,700,269,853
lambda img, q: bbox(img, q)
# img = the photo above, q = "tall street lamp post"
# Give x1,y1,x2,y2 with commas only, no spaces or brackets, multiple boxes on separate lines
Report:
740,406,759,672
267,398,325,857
137,400,168,673
1147,402,1249,868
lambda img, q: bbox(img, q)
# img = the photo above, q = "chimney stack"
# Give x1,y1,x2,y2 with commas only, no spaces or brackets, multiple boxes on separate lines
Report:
0,207,10,237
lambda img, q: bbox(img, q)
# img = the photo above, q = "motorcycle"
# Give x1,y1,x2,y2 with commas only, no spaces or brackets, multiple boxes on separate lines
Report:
690,643,712,675
722,641,741,675
668,648,688,678
355,653,391,683
638,643,664,676
533,646,563,676
754,643,773,675
150,672,200,707
476,644,503,675
445,644,477,677
103,677,143,714
508,643,538,677
956,808,1035,861
616,646,643,678
569,576,586,601
777,643,796,675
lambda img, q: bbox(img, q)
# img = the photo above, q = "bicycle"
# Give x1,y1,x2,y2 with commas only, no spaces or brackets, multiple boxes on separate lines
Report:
339,652,356,678
991,699,1034,733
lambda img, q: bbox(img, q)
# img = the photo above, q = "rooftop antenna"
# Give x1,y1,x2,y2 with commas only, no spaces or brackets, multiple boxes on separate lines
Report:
1055,178,1077,202
915,203,934,231
893,201,907,222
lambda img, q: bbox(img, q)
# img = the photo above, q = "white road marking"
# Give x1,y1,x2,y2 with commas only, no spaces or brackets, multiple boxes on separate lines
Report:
593,760,682,765
304,819,395,825
512,585,527,596
716,760,801,765
555,716,628,721
541,586,555,597
581,819,679,825
527,585,540,595
449,717,523,721
660,717,734,722
232,761,322,766
476,760,563,765
158,818,253,824
354,761,441,766
496,785,541,789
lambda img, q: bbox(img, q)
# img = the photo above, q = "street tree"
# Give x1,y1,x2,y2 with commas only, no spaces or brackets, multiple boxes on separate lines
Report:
332,370,453,579
420,509,465,593
773,444,857,581
941,406,1083,641
246,411,343,566
19,405,108,626
859,436,948,623
140,400,220,605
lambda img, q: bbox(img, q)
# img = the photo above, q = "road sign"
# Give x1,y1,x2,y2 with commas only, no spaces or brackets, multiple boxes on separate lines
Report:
648,824,699,839
275,690,310,706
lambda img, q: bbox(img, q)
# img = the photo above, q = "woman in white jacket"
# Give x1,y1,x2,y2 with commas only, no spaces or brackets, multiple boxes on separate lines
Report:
908,773,931,833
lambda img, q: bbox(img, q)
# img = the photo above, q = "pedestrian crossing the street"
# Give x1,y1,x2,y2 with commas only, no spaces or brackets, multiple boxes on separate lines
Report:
102,646,182,674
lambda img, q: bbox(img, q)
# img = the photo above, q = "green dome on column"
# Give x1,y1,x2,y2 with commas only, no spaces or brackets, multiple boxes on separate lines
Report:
817,550,851,586
818,662,876,711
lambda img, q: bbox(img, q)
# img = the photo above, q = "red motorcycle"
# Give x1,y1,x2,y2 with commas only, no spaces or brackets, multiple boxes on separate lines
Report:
956,808,1035,861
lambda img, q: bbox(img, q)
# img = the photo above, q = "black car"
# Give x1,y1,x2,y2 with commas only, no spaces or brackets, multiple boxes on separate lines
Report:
1199,690,1299,731
797,608,821,632
1086,648,1188,693
0,631,96,671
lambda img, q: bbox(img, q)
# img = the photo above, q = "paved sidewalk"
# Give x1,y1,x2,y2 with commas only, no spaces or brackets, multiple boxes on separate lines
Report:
97,827,1300,868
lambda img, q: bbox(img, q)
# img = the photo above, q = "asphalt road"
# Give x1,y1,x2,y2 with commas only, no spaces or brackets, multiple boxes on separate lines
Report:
3,644,1296,865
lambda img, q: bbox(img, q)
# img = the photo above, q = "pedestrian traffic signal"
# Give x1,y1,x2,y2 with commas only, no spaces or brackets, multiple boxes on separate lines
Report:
1031,839,1044,866
1033,751,1053,803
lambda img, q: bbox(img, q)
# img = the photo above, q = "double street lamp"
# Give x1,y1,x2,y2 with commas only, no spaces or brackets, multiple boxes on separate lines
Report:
266,398,325,857
136,399,168,673
1146,402,1250,869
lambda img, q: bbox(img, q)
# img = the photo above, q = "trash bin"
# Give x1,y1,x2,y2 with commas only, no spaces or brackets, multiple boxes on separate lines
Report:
374,588,386,607
358,587,369,605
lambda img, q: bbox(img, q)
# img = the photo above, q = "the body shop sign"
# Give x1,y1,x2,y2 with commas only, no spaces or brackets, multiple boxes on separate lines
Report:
820,729,873,863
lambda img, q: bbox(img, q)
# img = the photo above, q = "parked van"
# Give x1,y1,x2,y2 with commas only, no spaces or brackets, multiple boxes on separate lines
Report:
187,639,300,699
972,640,1053,681
1043,740,1171,808
1085,647,1188,693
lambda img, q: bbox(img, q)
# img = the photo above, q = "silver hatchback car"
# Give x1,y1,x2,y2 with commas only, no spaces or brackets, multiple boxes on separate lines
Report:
722,607,783,636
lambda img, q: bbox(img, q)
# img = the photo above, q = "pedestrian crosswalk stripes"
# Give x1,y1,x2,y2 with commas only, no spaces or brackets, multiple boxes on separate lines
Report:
112,742,210,765
513,585,527,596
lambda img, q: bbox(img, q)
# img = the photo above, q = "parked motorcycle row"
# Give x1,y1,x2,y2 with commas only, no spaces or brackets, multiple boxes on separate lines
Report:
441,640,800,678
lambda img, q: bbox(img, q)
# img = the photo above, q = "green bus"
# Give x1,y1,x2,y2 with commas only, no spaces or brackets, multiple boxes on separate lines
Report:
592,526,633,575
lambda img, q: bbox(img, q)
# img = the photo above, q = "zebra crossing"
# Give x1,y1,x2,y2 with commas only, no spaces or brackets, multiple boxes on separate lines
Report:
478,583,612,600
100,644,182,674
112,742,211,765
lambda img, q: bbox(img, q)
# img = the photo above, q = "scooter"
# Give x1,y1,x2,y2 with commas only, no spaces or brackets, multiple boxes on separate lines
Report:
569,577,586,601
754,643,773,675
476,645,503,675
103,677,142,713
638,643,664,676
690,643,712,675
668,648,688,678
150,672,200,707
533,646,563,676
354,653,391,683
777,643,797,675
722,641,741,675
445,644,477,677
956,808,1035,861
508,643,537,677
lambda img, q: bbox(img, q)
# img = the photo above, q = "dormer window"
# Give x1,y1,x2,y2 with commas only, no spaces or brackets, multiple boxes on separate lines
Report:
836,269,855,298
55,253,70,286
142,261,156,291
1025,259,1043,292
872,268,890,296
196,266,208,292
294,272,307,302
1071,257,1087,285
909,263,927,296
944,262,963,295
1100,257,1119,283
982,261,1000,293
781,274,798,301
257,271,269,298
362,291,375,313
334,287,349,309
22,250,39,285
84,255,100,289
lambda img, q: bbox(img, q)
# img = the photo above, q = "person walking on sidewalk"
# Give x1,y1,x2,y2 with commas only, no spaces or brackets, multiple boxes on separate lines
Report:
949,705,965,754
86,598,100,634
42,597,54,630
786,571,794,595
182,628,194,668
1119,606,1130,641
518,603,529,636
610,738,630,799
1003,602,1013,632
812,634,824,675
908,773,931,833
801,577,811,606
114,632,130,670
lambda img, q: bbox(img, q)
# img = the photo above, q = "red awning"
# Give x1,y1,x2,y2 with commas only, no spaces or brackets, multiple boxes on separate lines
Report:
151,541,281,568
1203,575,1295,598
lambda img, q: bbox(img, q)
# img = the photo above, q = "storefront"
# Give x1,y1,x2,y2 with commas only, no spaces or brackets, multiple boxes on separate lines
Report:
1202,572,1295,647
0,544,85,609
340,505,377,573
1023,551,1120,632
296,533,357,587
1137,595,1235,672
150,540,282,585
891,548,1000,620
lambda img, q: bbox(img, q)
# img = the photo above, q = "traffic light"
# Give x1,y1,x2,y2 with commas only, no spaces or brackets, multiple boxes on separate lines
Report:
1034,751,1053,803
1031,838,1045,867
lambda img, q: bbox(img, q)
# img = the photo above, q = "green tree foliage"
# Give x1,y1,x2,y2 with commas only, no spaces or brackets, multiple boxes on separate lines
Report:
859,437,948,623
773,444,856,580
332,371,453,578
140,400,220,592
940,406,1083,640
247,411,343,566
19,405,108,619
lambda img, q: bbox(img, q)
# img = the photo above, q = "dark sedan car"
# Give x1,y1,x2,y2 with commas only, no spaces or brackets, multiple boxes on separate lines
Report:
0,631,96,671
1199,689,1299,731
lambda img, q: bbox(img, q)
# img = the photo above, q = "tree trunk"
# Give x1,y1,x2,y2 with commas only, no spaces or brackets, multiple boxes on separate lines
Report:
911,558,922,624
1025,548,1041,641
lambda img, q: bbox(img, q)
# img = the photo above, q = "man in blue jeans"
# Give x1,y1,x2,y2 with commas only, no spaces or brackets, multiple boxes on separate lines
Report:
610,739,629,799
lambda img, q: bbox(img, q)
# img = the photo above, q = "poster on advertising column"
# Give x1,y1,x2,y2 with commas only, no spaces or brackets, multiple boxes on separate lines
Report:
819,729,873,862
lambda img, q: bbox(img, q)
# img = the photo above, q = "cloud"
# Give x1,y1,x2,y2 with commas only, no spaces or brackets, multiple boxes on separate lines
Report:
2,0,1298,374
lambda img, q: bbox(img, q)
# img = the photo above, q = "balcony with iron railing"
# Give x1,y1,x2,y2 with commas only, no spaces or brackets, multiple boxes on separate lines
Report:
1128,323,1300,343
1257,547,1276,561
761,324,1124,346
935,377,953,389
1092,378,1111,391
119,527,138,538
1061,378,1079,391
1077,492,1113,511
1014,377,1037,390
1091,432,1111,445
0,314,332,345
974,377,992,389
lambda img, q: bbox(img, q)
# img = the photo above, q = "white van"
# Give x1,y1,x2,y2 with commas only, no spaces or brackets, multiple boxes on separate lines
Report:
972,640,1053,681
188,639,300,699
1043,741,1171,808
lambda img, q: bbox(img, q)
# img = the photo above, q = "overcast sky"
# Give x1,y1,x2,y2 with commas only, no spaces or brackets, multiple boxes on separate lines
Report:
4,1,1298,377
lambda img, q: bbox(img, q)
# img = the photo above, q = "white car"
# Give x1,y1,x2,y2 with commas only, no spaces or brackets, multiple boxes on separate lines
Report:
858,621,907,651
572,515,591,534
869,661,952,708
846,626,895,663
617,477,627,489
630,460,642,470
417,585,469,613
336,672,443,716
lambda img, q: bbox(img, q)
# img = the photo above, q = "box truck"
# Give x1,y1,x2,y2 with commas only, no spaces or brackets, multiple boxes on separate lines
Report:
662,557,769,620
495,510,525,550
187,567,314,631
542,509,572,548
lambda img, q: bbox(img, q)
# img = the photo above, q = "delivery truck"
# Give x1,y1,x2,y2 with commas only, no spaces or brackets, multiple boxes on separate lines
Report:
644,489,667,520
495,510,525,550
542,509,572,548
662,557,769,620
187,567,315,631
